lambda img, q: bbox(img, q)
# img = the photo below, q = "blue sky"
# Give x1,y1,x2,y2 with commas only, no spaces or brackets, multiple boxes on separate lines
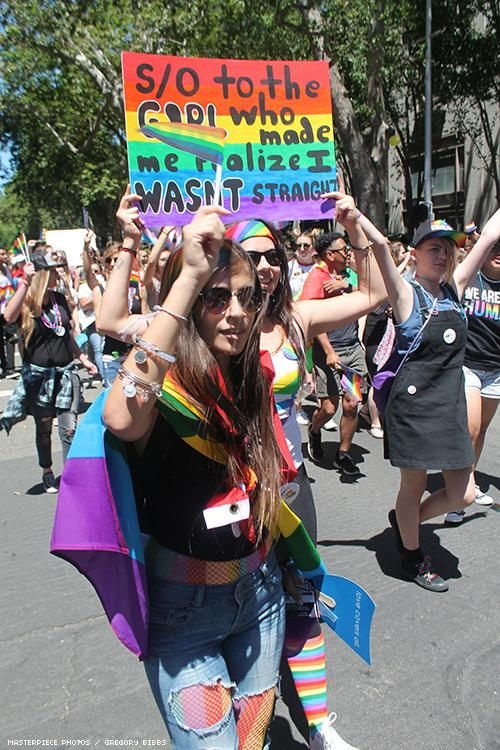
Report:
0,146,13,190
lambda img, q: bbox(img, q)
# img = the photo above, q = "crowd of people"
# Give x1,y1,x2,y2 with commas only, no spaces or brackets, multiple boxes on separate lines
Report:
1,190,499,749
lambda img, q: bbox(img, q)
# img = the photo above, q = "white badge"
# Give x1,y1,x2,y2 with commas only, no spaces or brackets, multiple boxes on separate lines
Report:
55,326,66,337
280,482,300,505
443,328,457,344
407,385,417,395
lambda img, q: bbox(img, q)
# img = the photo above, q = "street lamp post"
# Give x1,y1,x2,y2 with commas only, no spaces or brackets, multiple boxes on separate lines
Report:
424,0,434,220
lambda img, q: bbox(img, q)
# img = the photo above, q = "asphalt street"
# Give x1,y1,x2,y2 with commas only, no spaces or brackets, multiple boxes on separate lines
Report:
1,378,499,750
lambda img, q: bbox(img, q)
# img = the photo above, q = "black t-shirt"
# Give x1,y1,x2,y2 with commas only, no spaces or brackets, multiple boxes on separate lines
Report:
128,411,258,560
463,272,500,371
24,291,74,367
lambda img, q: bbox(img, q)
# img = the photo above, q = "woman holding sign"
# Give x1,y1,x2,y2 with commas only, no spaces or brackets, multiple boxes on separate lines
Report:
99,188,384,750
225,192,386,750
102,194,288,750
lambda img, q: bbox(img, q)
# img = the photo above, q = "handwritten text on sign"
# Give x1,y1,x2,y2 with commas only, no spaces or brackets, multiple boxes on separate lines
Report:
122,53,336,226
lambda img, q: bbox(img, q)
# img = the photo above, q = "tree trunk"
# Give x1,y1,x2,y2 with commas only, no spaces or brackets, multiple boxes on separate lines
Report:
328,65,387,228
300,3,389,229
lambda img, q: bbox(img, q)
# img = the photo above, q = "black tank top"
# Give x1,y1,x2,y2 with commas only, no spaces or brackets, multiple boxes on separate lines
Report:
128,411,258,560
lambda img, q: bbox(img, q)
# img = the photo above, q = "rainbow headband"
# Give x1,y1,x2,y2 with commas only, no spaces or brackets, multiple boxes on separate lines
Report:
225,220,276,245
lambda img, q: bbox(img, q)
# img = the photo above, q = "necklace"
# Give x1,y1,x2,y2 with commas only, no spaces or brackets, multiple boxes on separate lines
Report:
40,292,65,336
268,324,286,354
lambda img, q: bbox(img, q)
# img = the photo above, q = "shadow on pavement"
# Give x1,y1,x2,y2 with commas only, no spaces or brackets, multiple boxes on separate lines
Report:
26,481,47,496
475,469,500,493
302,442,370,484
316,517,496,582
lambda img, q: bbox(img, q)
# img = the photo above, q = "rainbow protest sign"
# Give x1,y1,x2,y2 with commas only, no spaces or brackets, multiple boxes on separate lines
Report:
122,53,336,227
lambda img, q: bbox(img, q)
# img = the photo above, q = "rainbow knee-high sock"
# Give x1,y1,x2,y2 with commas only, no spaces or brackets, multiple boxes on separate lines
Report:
287,631,328,733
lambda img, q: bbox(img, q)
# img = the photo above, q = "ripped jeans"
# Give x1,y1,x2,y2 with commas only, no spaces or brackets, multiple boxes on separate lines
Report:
143,546,285,749
32,406,78,469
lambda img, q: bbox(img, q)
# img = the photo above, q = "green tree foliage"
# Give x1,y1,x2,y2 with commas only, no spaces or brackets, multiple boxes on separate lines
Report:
0,0,497,240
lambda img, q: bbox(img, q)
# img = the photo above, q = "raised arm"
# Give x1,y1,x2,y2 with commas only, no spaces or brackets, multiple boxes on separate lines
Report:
4,262,35,323
103,205,230,442
142,227,174,290
453,208,500,299
354,208,414,323
97,186,144,338
294,192,388,339
82,231,100,291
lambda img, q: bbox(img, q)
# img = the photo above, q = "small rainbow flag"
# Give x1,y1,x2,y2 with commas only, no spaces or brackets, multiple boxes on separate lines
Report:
141,122,226,165
12,235,29,262
129,269,141,287
339,365,366,402
464,222,477,234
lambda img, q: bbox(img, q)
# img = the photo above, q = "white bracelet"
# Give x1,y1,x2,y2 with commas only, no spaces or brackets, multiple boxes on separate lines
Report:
154,305,188,323
132,335,176,365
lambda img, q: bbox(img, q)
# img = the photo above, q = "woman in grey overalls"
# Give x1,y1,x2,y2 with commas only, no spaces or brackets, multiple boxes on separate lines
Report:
357,210,500,592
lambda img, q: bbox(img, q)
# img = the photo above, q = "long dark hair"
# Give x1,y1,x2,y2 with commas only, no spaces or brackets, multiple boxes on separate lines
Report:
255,220,307,380
159,240,283,540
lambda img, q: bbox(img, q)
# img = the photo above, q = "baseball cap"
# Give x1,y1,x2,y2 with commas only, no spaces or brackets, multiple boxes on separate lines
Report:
412,219,466,248
32,250,65,271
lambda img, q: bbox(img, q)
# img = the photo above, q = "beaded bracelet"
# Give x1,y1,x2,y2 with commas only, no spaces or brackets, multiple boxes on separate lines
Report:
153,305,188,323
118,366,162,401
132,335,176,365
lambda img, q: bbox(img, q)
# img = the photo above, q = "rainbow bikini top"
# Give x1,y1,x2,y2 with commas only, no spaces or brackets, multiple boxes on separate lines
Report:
271,338,301,421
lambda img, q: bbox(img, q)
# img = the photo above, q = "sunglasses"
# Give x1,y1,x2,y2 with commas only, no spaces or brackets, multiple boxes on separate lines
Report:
105,256,119,266
199,285,262,315
246,249,281,268
297,242,311,249
331,247,351,259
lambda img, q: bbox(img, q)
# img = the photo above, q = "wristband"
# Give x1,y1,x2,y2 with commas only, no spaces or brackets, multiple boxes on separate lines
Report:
350,241,373,253
154,305,188,323
132,335,176,365
120,245,138,256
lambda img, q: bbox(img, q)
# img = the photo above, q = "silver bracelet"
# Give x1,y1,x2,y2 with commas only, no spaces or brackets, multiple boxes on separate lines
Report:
154,305,188,323
132,335,176,365
118,366,162,401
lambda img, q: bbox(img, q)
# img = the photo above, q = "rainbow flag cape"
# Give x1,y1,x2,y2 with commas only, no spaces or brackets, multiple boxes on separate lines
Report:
50,391,148,657
339,365,366,402
141,122,226,165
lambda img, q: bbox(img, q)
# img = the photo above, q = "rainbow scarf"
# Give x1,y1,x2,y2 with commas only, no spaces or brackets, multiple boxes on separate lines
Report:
141,122,226,165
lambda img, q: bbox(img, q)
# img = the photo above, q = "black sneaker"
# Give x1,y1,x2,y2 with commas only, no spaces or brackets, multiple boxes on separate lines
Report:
333,451,360,476
402,554,449,592
42,471,58,494
307,427,324,463
388,509,404,553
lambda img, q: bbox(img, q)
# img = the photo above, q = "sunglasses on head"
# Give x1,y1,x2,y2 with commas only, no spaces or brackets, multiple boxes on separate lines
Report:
199,285,262,315
246,249,281,268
